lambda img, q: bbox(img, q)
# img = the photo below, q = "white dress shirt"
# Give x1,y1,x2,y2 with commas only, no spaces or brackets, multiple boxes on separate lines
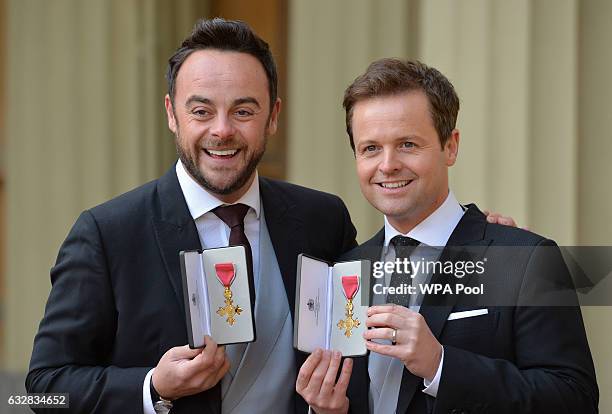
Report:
369,190,464,412
143,161,262,414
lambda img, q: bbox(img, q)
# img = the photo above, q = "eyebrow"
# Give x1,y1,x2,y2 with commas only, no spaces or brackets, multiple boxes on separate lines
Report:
401,135,424,142
233,97,260,108
357,139,377,147
184,95,261,108
357,135,423,147
185,95,212,107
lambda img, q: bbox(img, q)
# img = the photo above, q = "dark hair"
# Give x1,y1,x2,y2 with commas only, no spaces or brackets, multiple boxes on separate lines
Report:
166,18,278,112
343,58,459,151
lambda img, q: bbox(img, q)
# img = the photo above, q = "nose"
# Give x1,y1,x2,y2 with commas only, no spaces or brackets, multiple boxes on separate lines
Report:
378,148,402,175
210,114,236,139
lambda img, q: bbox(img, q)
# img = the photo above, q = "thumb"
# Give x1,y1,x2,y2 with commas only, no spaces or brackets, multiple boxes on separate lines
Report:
169,344,203,360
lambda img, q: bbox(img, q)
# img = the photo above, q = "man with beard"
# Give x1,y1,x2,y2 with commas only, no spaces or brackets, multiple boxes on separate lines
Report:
26,18,357,413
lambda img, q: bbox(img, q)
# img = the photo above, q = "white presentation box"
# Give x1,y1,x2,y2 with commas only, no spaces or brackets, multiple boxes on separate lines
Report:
180,246,256,348
294,254,370,357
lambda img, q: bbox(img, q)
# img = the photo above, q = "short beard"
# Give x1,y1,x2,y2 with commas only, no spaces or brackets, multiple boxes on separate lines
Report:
175,135,266,196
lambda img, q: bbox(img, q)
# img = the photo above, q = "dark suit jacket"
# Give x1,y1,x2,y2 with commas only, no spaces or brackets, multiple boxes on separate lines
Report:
26,167,357,413
345,204,598,414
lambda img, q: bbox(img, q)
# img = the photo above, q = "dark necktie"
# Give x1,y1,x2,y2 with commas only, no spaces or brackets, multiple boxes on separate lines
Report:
386,235,420,307
213,204,256,306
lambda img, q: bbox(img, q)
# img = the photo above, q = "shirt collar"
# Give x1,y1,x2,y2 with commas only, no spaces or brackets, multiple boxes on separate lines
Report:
384,190,464,248
175,160,261,220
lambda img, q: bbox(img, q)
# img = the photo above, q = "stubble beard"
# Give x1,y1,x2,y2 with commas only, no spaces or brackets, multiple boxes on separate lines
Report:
175,132,267,196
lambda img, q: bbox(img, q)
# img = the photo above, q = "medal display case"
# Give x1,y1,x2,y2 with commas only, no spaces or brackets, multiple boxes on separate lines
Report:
180,246,256,348
294,254,370,356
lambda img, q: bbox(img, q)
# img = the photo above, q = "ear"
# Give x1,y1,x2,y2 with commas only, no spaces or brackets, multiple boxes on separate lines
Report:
445,129,460,166
164,94,178,134
266,98,282,136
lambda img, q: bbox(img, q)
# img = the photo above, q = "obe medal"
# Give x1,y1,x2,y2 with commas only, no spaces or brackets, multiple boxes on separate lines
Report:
337,275,360,338
215,262,242,326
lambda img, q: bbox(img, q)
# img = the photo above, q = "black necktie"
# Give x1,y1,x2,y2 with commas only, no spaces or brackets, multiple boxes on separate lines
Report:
213,204,256,305
386,235,420,307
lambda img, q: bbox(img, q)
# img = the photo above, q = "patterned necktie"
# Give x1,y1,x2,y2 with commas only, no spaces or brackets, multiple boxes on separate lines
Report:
386,235,420,307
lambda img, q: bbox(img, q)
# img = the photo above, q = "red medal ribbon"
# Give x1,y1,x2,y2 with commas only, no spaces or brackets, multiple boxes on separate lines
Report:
341,275,359,300
215,263,236,287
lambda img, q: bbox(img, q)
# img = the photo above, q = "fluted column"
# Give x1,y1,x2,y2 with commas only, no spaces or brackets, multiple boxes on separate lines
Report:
420,0,579,244
577,2,612,413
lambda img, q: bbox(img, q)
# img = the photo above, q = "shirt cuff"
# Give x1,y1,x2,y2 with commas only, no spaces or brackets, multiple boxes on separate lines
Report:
422,347,444,398
143,368,156,414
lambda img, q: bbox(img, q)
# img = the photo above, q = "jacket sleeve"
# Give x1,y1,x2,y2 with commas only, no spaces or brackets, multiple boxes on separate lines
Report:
26,210,151,413
433,240,598,414
335,196,358,255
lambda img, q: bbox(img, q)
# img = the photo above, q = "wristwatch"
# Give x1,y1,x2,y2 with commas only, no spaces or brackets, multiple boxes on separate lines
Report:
151,381,173,414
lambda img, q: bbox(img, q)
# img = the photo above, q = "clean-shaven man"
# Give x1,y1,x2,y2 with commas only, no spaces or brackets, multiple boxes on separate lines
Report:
296,59,598,414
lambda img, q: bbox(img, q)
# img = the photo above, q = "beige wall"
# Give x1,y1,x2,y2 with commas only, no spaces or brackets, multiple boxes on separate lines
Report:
2,0,209,371
288,0,420,239
288,0,611,411
577,0,612,409
0,0,6,365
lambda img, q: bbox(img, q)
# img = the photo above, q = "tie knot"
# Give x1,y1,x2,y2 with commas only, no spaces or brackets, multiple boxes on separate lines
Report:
390,235,420,248
390,235,420,258
213,203,250,228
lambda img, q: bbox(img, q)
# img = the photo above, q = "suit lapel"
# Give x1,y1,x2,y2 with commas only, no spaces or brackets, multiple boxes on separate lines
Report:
395,205,492,414
419,204,491,336
151,168,202,322
355,228,385,262
259,178,309,321
352,228,385,305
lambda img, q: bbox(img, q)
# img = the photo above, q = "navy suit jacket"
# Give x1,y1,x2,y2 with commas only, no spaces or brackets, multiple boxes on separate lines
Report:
27,166,357,413
344,205,598,414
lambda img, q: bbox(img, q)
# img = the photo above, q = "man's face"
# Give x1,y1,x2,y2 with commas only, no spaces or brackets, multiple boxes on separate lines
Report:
165,49,280,203
352,91,459,233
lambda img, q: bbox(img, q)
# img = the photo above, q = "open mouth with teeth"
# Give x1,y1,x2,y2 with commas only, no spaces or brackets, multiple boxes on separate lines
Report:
204,148,240,158
378,180,412,189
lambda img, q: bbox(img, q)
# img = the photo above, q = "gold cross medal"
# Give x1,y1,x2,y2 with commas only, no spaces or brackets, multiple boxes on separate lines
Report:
337,275,360,337
215,262,242,326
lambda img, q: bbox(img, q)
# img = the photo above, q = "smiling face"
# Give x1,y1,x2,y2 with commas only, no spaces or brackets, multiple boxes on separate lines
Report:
352,90,459,234
165,49,280,203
